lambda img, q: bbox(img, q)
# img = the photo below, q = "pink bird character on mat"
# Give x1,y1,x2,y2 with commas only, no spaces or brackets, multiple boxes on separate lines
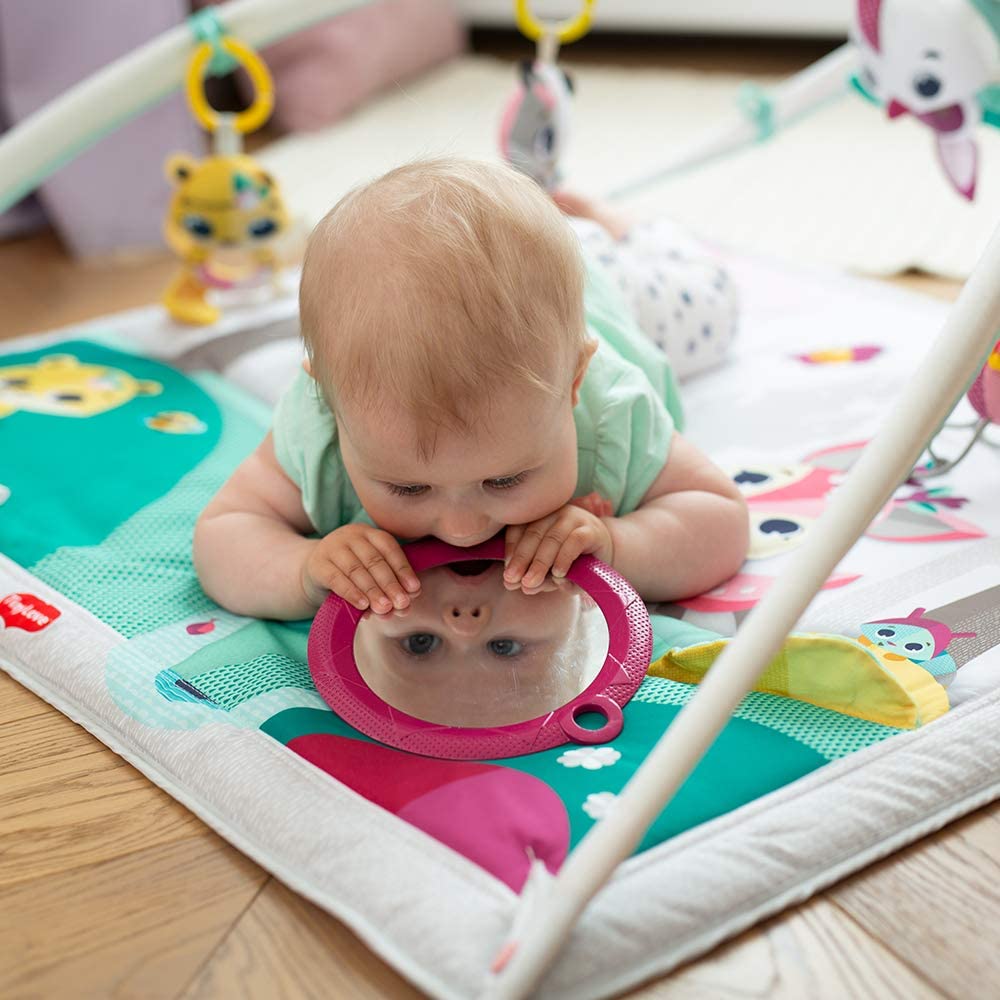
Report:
850,0,1000,200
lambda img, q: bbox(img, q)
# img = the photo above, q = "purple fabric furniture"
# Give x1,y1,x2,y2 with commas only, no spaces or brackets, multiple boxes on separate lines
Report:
0,0,205,256
0,0,465,257
196,0,466,134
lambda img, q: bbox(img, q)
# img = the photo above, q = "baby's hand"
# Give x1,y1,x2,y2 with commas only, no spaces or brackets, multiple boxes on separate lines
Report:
504,504,614,594
302,524,421,614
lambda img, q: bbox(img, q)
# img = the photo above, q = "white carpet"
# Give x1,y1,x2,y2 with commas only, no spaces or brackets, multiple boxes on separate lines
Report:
259,56,1000,280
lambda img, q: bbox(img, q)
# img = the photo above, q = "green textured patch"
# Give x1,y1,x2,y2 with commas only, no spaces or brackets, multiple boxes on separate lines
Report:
0,341,222,568
16,355,267,638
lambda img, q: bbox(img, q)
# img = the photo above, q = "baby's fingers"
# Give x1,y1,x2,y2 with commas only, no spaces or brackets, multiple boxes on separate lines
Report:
368,532,421,596
343,539,413,613
322,564,374,612
552,525,592,579
504,524,526,568
504,515,558,588
520,532,565,590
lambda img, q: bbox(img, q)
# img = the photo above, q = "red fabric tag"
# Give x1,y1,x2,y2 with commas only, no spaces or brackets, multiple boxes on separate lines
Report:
0,593,61,633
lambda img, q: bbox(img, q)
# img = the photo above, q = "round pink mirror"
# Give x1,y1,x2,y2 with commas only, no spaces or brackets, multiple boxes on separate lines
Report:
308,536,651,759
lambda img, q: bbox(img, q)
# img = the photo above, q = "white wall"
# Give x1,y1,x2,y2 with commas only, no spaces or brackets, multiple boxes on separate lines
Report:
457,0,851,38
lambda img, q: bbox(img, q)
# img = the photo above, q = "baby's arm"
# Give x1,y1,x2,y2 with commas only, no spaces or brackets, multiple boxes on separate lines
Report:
194,434,419,619
603,433,748,602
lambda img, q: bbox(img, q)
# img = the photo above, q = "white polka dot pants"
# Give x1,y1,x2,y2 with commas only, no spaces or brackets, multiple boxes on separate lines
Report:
570,217,739,381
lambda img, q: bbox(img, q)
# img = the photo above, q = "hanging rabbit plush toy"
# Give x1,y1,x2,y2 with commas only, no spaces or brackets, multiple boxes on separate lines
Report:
497,0,595,191
499,60,575,191
850,0,1000,200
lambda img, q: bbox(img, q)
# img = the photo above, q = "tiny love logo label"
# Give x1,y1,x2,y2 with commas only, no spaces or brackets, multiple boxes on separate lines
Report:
0,593,61,633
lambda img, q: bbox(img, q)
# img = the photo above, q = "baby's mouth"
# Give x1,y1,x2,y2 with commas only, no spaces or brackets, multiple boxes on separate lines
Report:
444,559,498,584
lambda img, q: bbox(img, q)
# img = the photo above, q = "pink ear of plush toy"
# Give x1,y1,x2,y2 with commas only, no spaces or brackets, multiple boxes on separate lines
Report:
195,0,466,133
968,341,1000,424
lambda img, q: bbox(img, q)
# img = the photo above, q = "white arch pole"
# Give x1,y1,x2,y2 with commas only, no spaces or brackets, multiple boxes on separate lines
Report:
606,42,860,200
0,0,372,216
487,218,1000,999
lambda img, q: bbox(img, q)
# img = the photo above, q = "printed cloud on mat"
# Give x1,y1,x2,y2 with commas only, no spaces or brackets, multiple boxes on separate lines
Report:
583,791,619,820
557,746,621,770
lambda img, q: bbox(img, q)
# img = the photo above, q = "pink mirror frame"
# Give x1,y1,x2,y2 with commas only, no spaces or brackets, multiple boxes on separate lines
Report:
307,536,652,760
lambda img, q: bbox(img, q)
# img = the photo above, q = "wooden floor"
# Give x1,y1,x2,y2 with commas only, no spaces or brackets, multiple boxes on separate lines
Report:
2,32,999,1000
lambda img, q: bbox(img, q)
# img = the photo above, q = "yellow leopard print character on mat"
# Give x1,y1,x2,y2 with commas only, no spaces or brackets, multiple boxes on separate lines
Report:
0,355,162,419
162,153,290,326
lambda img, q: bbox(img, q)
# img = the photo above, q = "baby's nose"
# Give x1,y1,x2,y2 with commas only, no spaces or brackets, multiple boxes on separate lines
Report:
438,509,493,546
443,603,492,636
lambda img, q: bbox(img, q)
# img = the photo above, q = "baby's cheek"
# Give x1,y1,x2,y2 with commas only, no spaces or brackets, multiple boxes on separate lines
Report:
513,473,577,524
363,499,429,540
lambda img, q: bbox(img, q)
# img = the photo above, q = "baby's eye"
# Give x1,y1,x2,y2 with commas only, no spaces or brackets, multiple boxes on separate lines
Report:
488,638,524,658
485,472,527,491
400,633,441,656
387,483,429,497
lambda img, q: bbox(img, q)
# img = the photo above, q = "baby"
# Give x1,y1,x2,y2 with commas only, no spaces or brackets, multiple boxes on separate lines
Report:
194,158,748,620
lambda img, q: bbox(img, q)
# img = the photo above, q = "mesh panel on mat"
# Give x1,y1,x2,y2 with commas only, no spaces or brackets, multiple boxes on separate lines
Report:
635,675,897,760
30,403,263,639
189,653,314,710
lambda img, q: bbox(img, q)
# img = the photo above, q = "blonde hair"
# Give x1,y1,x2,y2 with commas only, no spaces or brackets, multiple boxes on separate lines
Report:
299,158,588,453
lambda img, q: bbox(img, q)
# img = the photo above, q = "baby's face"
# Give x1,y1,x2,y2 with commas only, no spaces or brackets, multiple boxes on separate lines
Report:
353,561,594,727
336,383,579,547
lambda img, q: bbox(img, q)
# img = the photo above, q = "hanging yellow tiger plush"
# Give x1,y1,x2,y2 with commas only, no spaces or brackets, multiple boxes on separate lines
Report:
162,153,290,325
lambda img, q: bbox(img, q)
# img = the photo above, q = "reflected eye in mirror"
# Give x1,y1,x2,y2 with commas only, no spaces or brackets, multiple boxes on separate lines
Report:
308,536,651,760
488,639,524,658
399,633,441,657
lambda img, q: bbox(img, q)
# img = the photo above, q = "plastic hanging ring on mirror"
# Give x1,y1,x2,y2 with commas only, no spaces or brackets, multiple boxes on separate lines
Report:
559,694,623,744
185,37,274,135
514,0,595,43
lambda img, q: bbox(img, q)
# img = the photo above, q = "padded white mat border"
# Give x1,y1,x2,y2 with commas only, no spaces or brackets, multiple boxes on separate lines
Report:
3,546,1000,1000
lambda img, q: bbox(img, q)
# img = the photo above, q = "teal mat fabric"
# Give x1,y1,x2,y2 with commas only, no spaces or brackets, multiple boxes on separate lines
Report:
0,338,901,891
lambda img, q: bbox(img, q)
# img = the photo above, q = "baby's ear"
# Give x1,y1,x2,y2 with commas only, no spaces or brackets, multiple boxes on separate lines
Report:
571,339,599,407
301,357,314,377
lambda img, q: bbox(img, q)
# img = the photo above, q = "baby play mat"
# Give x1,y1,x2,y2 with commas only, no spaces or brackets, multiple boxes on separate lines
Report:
1,251,999,999
258,56,1000,280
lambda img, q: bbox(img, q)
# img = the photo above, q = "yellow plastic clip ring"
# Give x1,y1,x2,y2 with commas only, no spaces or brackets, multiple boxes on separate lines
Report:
185,36,274,135
514,0,595,43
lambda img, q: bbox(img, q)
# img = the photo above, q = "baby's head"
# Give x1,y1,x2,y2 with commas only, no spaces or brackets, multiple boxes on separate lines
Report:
300,158,595,546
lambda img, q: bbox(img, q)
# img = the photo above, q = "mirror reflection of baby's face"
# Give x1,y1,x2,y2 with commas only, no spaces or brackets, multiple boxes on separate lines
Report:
353,561,601,728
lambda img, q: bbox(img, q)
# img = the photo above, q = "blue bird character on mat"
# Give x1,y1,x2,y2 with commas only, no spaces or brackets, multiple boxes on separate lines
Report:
859,607,977,685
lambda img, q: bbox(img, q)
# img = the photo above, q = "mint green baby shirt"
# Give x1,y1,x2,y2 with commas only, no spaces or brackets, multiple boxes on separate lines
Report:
272,262,684,536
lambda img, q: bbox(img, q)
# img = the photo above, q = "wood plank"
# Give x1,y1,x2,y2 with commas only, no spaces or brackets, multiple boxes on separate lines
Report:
0,834,266,1000
0,710,204,889
0,230,177,341
628,896,943,999
0,670,52,725
181,877,425,1000
890,272,962,303
830,802,1000,999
